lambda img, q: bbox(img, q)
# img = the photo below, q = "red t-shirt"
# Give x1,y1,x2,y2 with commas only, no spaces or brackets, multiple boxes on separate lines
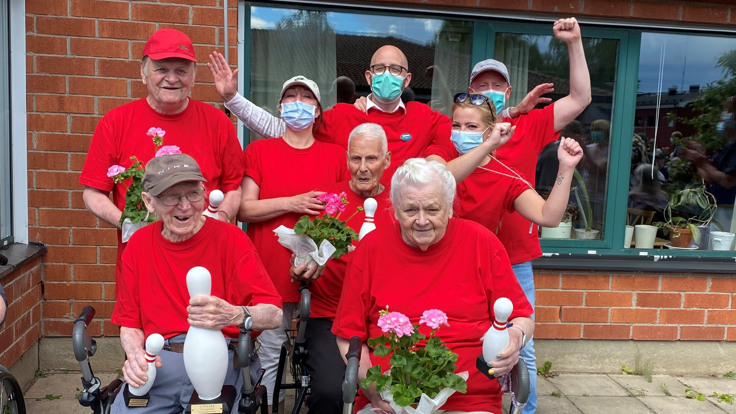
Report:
315,102,454,184
495,104,559,264
309,180,393,320
456,158,531,234
332,218,532,413
111,218,282,339
79,98,244,280
243,138,349,303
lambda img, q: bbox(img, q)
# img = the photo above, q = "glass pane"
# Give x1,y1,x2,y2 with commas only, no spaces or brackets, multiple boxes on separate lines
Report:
249,5,473,141
631,32,736,251
0,1,11,243
495,33,619,240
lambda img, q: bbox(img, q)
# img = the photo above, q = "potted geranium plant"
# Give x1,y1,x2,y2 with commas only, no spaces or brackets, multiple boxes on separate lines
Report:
361,308,468,414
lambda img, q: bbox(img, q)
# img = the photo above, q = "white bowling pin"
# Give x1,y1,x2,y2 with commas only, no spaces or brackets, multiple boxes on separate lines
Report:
128,333,164,396
482,297,513,363
359,198,378,240
183,267,229,400
202,189,224,219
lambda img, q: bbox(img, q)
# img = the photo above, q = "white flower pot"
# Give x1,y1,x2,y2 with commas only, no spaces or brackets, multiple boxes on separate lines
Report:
540,222,572,239
574,228,600,240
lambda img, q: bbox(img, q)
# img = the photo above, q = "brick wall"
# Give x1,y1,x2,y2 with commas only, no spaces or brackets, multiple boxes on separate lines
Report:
535,272,736,341
20,0,736,362
0,259,43,367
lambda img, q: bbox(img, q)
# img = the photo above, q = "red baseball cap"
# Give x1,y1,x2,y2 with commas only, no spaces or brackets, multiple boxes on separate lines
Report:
143,28,196,62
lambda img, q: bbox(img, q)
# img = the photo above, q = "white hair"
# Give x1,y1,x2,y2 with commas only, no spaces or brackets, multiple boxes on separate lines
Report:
390,158,456,208
347,123,388,155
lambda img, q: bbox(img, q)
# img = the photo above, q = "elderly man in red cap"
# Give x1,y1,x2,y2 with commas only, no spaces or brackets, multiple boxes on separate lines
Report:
80,28,244,287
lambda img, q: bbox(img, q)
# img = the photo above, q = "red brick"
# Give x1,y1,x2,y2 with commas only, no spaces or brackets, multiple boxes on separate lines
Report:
44,320,77,337
43,263,72,282
561,307,609,323
660,309,705,324
69,77,129,97
131,81,149,97
191,7,239,27
44,282,103,300
38,208,96,227
524,0,581,13
661,276,707,292
582,0,631,17
158,0,218,5
582,324,631,340
28,226,70,245
98,59,143,79
36,17,96,37
586,291,633,307
611,308,657,324
72,228,118,246
70,0,130,19
71,115,102,134
535,272,560,289
35,171,83,190
632,1,680,21
37,55,96,76
100,247,118,264
681,4,729,24
103,320,120,336
535,323,581,339
98,97,135,114
684,293,730,309
534,306,560,323
36,95,95,114
71,191,89,210
45,246,98,264
28,151,68,170
74,264,116,282
71,153,87,171
710,277,736,293
611,275,659,291
562,274,610,290
27,75,67,94
36,133,92,153
191,87,227,104
537,290,584,306
636,292,681,308
132,4,190,24
728,327,736,341
73,301,116,319
680,326,725,341
632,325,678,341
70,38,130,59
43,301,73,319
29,187,68,208
103,283,117,301
98,20,157,40
167,24,217,45
27,114,68,133
26,35,68,55
26,0,69,16
707,310,736,325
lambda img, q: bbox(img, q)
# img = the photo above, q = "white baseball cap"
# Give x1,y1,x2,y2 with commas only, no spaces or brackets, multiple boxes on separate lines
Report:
281,75,321,103
469,59,510,85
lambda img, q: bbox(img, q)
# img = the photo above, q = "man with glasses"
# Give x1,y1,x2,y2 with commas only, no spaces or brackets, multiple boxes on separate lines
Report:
80,29,244,286
466,17,591,414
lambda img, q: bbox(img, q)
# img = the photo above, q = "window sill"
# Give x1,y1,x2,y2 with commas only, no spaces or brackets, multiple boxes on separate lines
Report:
533,252,736,274
0,243,47,280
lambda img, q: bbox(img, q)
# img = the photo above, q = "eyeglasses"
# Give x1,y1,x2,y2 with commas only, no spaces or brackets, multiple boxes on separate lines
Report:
453,93,494,112
369,64,408,77
156,189,205,206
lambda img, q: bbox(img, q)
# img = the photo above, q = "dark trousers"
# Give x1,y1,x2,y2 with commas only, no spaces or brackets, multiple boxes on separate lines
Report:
304,318,346,414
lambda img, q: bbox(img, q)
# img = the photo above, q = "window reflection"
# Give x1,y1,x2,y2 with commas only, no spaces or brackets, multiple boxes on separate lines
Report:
631,32,736,250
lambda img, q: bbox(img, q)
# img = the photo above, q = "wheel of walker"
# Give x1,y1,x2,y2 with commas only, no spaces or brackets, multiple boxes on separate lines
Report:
0,366,26,414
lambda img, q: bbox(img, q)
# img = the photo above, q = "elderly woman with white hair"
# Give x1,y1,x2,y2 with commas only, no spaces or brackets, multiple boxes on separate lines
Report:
332,158,534,414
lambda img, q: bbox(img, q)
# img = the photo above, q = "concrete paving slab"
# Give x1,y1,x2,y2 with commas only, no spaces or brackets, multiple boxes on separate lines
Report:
536,395,584,413
609,374,689,397
546,374,630,397
638,396,729,414
677,376,736,396
568,395,653,413
538,376,562,395
25,372,119,398
23,397,91,414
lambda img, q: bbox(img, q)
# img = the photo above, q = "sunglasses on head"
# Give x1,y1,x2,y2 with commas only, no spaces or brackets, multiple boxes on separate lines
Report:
453,93,494,112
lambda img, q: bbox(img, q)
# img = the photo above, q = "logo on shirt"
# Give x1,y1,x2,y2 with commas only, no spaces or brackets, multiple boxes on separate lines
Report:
400,133,412,142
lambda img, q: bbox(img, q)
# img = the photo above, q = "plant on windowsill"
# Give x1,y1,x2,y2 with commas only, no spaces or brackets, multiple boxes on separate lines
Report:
654,182,718,248
572,169,598,240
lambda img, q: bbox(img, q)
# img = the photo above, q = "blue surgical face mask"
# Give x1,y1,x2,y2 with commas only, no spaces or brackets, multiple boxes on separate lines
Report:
450,127,489,154
281,100,316,131
479,88,506,115
371,72,404,103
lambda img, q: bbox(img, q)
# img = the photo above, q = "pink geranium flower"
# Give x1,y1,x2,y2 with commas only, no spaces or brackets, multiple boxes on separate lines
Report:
147,127,166,146
377,311,414,338
420,309,449,330
106,165,126,178
155,145,182,157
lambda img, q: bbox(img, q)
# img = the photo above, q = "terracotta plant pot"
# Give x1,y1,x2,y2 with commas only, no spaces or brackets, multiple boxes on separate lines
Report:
669,226,692,248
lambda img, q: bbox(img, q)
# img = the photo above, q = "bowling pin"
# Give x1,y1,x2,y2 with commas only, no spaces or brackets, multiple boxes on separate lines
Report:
359,197,378,240
128,333,164,396
183,266,229,400
202,189,224,219
482,297,513,363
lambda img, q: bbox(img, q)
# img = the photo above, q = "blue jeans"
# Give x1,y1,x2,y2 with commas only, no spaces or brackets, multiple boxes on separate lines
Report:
512,261,536,414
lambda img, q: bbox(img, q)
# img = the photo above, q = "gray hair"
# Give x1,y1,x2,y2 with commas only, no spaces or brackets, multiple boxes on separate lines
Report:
390,158,456,208
347,123,388,155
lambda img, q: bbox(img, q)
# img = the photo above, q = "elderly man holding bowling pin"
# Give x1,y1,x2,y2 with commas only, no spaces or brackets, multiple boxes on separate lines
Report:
110,153,282,413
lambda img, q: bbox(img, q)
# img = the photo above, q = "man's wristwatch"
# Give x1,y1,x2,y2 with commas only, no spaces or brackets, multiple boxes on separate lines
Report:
239,305,253,332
